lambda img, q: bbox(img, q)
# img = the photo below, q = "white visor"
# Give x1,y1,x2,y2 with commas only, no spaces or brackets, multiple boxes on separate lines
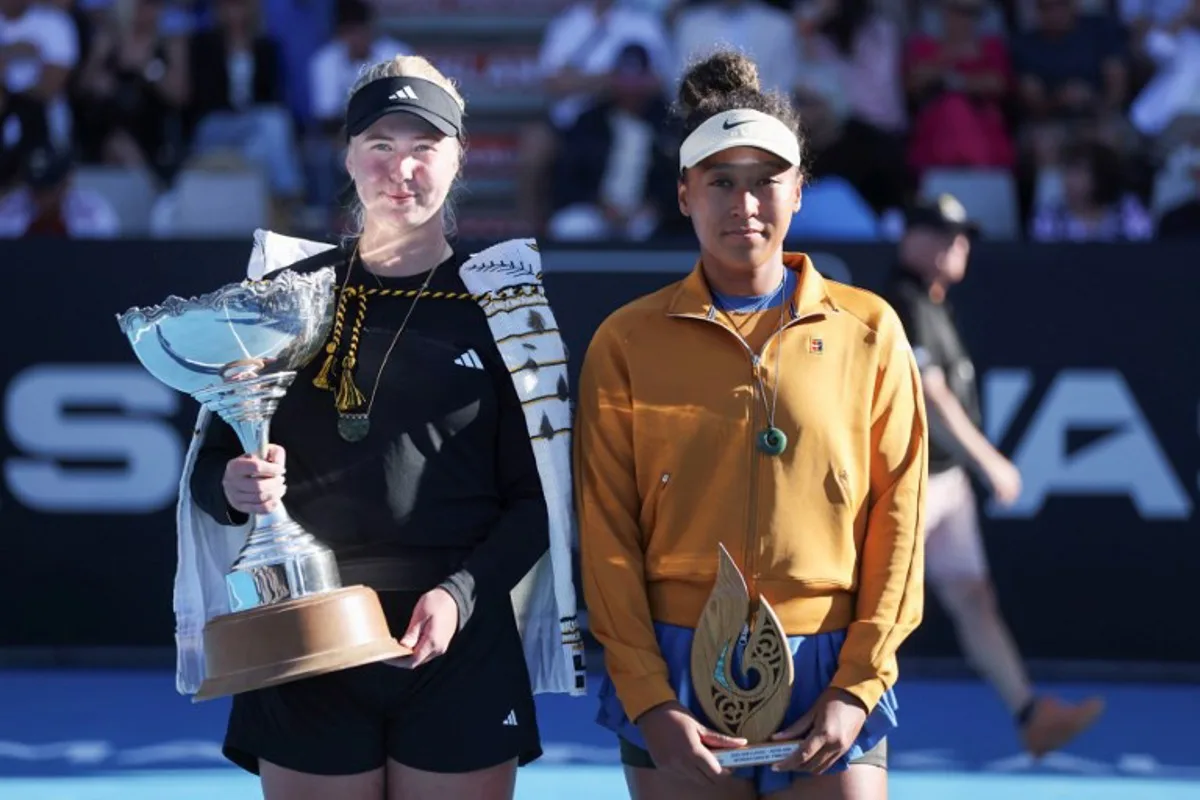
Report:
679,109,801,173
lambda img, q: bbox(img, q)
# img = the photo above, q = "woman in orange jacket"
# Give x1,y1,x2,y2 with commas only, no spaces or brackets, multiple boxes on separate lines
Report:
574,50,928,800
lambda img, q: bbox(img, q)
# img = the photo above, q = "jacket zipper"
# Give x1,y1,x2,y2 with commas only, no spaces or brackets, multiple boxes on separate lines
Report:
670,308,825,604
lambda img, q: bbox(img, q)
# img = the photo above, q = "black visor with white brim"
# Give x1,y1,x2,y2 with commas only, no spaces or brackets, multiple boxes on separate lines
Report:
679,109,800,173
345,76,464,141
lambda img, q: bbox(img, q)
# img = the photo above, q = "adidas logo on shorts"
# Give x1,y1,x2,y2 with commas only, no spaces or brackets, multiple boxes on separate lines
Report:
502,709,518,727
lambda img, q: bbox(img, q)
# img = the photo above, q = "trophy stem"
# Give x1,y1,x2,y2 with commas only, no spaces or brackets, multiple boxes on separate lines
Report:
194,372,342,612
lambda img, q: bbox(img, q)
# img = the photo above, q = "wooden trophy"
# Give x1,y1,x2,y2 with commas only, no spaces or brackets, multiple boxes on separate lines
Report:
690,544,799,768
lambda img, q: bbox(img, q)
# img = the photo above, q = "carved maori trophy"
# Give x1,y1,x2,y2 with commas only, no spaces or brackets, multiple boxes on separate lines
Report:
690,544,798,767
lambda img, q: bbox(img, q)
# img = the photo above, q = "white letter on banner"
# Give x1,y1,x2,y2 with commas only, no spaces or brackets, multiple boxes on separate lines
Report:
4,364,182,513
984,368,1191,521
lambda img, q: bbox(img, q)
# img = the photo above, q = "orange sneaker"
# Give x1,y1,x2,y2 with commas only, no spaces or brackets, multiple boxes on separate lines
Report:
1020,695,1106,758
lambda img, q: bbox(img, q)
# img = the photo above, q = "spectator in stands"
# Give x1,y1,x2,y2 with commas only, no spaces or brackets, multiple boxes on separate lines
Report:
73,0,189,181
45,0,101,124
186,0,304,218
1128,0,1200,159
789,59,897,240
546,42,678,241
794,0,909,216
1118,0,1193,89
0,144,118,236
307,0,408,211
1154,135,1200,234
905,0,1016,174
791,49,847,171
1157,155,1200,235
0,77,50,187
517,0,671,235
914,0,1007,37
1030,138,1153,240
1010,0,1129,170
258,0,336,127
673,0,796,95
0,0,79,148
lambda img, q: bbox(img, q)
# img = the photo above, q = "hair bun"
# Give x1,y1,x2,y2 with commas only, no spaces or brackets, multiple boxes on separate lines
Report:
677,51,762,115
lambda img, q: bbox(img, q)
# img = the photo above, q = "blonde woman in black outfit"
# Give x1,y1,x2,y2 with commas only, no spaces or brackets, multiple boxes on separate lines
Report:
187,54,582,800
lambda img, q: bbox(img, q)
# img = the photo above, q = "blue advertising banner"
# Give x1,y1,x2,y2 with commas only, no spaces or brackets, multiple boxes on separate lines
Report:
0,239,1194,667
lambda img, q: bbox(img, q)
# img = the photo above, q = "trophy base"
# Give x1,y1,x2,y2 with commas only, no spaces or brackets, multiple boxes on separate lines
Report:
712,742,801,768
194,584,410,702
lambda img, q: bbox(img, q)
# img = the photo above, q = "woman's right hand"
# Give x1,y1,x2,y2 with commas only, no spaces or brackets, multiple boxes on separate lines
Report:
222,445,287,515
636,701,746,785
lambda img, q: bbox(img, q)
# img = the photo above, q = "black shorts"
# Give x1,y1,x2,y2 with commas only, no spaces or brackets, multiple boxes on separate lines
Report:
617,735,889,770
223,589,541,776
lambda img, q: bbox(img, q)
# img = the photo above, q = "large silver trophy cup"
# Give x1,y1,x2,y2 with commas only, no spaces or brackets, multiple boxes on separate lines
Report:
116,267,409,701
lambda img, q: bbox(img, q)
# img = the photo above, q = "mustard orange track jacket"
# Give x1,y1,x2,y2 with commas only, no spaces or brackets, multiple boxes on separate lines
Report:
574,254,928,722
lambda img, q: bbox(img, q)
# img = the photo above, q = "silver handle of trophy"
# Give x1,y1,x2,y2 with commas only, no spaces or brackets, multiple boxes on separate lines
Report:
228,416,273,462
195,370,344,610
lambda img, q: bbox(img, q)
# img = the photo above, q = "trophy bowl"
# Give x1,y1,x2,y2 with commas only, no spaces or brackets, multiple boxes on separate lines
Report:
116,267,410,701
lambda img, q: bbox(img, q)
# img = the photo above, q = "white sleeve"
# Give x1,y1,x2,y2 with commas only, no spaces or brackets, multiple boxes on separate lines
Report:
37,10,80,68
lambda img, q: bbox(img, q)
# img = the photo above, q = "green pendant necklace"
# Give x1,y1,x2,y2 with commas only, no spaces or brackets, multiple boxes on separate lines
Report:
723,275,790,458
757,425,788,456
752,334,787,457
759,276,789,456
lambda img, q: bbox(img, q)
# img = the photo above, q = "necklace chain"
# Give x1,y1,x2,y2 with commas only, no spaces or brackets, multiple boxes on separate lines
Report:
715,273,790,452
355,253,439,419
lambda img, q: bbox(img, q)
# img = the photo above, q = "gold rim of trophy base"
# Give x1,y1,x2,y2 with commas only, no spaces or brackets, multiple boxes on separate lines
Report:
193,585,412,702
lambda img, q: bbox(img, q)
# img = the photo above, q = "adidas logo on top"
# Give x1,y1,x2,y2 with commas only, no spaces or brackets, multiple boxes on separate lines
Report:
454,349,484,369
389,85,419,102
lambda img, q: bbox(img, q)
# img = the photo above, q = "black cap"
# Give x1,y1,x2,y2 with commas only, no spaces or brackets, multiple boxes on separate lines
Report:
905,193,979,237
345,76,464,141
23,146,73,188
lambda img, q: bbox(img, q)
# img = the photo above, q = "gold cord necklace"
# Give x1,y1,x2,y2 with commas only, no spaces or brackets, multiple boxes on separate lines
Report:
312,243,443,443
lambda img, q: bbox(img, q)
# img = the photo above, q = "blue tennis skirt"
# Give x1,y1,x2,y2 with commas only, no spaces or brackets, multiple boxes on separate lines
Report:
596,622,899,792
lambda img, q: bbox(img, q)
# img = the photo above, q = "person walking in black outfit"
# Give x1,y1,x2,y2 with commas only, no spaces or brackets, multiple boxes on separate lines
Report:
882,194,1104,760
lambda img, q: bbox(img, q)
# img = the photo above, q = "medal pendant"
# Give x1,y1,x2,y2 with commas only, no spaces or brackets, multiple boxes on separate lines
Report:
757,426,787,456
337,413,370,443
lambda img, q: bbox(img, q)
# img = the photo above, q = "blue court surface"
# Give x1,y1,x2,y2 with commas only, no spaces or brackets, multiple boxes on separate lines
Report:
1,669,1197,799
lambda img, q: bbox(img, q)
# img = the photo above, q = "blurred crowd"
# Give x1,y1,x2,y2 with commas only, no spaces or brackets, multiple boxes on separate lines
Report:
2,0,1199,240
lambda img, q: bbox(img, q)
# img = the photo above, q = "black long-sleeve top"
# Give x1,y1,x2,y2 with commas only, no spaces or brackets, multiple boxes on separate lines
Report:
190,245,550,628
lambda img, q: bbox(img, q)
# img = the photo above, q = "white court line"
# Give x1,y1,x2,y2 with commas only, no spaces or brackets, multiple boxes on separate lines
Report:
2,767,1199,800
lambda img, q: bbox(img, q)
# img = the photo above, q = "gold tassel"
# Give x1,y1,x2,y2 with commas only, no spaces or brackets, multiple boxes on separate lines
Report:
313,287,353,392
334,292,370,411
336,356,366,411
312,343,337,389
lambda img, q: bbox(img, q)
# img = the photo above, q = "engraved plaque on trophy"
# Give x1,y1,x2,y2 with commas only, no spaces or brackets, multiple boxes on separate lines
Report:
116,267,409,701
691,544,799,767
